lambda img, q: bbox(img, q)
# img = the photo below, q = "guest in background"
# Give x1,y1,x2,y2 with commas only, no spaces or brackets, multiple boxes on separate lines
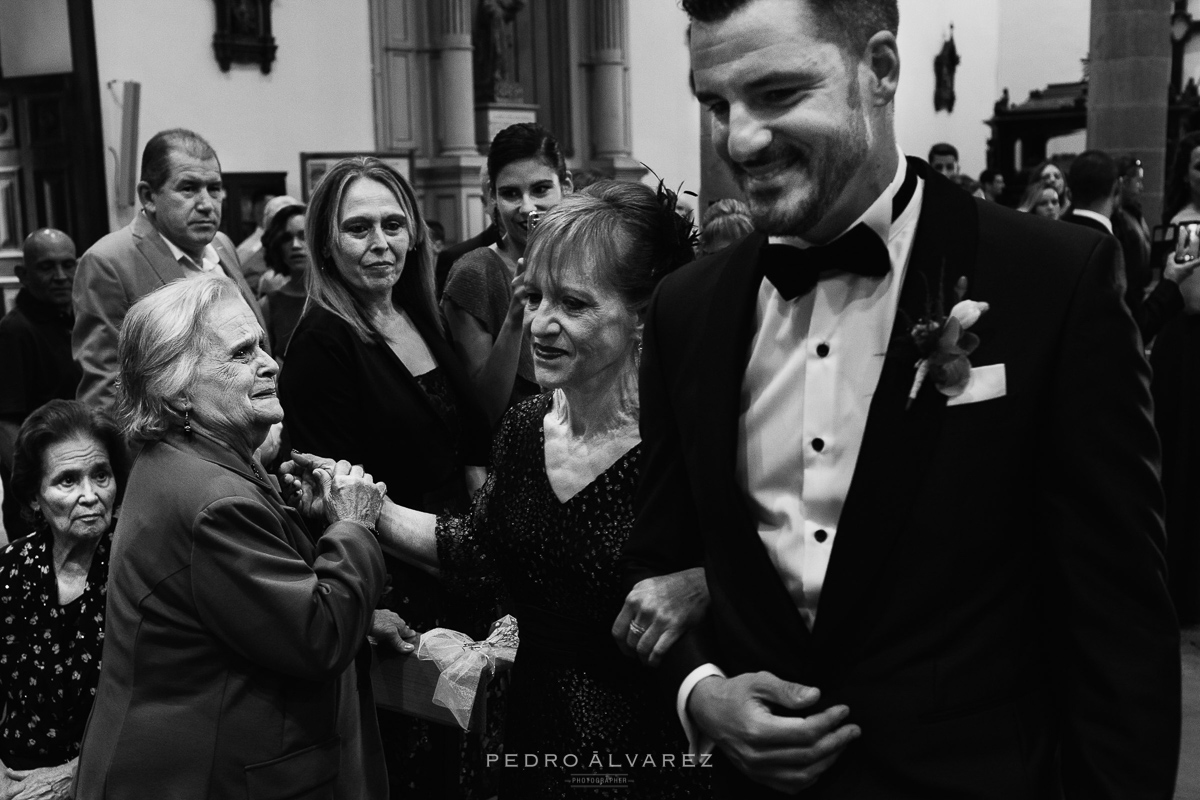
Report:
1017,182,1062,220
435,165,500,298
1151,130,1200,626
700,198,754,256
279,156,494,799
257,201,309,362
0,229,81,541
75,275,389,799
1112,155,1151,297
1063,150,1194,342
72,128,264,412
0,400,126,800
290,181,711,799
442,123,573,426
241,194,303,297
979,168,1006,203
927,142,959,177
1032,159,1071,211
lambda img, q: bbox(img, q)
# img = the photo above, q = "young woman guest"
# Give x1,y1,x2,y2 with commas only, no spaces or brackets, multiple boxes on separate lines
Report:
441,123,572,425
257,201,309,362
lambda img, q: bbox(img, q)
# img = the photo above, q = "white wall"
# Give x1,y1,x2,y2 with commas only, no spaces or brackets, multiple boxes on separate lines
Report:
893,0,1001,180
92,0,377,232
997,0,1090,110
627,2,701,200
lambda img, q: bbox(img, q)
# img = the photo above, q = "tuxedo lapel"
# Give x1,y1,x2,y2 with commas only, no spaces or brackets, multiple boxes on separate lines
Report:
810,159,981,668
691,231,816,651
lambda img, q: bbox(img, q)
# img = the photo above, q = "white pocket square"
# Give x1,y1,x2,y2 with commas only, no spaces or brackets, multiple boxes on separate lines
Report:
946,364,1007,407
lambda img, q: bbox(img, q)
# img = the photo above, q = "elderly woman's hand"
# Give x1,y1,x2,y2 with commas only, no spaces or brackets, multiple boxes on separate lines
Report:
369,609,419,653
314,460,387,529
279,451,335,517
611,567,709,667
5,758,75,800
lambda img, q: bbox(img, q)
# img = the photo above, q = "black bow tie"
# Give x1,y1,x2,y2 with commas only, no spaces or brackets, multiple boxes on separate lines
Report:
760,162,916,301
760,225,891,301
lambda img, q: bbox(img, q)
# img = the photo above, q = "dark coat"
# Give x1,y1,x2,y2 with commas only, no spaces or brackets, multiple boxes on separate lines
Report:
75,431,387,800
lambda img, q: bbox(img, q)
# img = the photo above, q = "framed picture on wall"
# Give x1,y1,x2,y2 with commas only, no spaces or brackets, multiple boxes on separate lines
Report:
299,152,413,201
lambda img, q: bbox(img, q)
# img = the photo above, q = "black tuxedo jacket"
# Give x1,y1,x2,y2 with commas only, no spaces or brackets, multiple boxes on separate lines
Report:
625,159,1180,799
1061,209,1183,341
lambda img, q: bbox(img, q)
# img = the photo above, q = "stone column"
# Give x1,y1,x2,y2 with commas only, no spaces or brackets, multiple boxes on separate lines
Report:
588,0,644,182
436,0,477,156
1087,0,1171,224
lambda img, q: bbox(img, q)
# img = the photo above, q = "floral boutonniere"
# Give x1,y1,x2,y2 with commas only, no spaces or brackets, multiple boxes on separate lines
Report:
906,275,989,409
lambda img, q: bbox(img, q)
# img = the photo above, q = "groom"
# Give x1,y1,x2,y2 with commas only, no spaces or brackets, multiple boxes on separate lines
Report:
622,0,1181,797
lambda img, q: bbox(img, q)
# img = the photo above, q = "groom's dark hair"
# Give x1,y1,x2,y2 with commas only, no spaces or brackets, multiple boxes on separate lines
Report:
681,0,899,56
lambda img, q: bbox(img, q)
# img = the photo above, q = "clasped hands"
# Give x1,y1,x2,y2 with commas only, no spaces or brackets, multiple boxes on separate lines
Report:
279,451,385,529
281,452,420,655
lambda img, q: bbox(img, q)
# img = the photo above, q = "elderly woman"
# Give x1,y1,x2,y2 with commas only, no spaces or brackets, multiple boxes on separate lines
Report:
292,181,710,798
74,275,391,799
279,156,492,798
0,400,126,800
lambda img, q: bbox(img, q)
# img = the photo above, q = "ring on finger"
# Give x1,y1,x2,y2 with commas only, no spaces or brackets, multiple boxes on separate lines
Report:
629,621,646,637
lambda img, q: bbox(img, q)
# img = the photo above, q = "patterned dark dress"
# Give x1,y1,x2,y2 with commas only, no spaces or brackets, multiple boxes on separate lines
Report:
437,394,710,799
0,528,110,769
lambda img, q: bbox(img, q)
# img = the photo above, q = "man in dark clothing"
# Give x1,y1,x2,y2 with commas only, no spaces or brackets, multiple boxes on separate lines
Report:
0,228,82,539
1062,150,1197,342
435,164,501,298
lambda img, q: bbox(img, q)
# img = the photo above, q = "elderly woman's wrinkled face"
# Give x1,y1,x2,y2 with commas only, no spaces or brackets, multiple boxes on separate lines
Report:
526,255,639,393
188,297,281,452
334,178,411,299
1033,188,1062,220
34,435,115,542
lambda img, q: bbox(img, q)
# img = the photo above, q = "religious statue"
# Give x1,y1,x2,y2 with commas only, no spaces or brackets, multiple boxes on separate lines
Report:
993,88,1010,116
475,0,526,103
934,25,960,113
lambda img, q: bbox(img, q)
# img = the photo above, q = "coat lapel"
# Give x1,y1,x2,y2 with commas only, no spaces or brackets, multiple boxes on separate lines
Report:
810,159,980,667
132,212,191,287
693,232,817,650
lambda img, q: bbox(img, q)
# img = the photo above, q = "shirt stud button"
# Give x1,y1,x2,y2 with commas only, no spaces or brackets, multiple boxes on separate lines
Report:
816,343,830,358
812,438,825,452
815,529,829,543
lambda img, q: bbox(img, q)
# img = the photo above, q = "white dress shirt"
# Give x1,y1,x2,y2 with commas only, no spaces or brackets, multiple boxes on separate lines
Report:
677,153,925,750
161,230,223,274
1069,208,1113,234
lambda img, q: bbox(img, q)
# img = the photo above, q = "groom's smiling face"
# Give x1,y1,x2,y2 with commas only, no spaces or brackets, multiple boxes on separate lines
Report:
690,0,887,240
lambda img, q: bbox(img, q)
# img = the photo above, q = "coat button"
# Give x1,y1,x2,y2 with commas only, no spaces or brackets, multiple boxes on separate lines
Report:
812,438,825,452
816,342,830,357
815,529,828,543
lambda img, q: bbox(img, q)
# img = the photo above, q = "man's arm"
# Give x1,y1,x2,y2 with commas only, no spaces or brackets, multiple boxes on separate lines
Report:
1041,234,1180,798
72,251,128,411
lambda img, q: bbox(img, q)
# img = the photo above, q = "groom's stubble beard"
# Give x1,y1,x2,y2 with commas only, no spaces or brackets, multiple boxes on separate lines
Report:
736,77,871,238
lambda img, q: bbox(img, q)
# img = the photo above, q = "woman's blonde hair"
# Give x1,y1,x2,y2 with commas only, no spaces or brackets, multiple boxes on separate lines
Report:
304,156,440,344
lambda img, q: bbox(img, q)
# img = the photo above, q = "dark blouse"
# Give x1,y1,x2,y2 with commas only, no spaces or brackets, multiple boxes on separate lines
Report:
0,528,110,769
436,395,707,799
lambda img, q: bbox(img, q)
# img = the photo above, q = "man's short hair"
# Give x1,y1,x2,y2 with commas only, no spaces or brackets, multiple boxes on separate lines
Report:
681,0,898,56
928,142,959,163
1066,150,1118,207
979,169,1001,185
140,129,219,192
